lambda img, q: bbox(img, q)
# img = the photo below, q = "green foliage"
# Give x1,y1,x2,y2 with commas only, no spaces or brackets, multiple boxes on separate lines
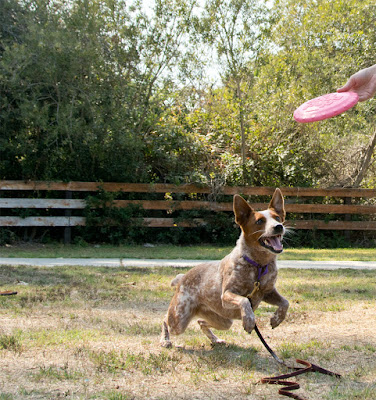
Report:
80,189,146,244
0,0,195,182
0,229,17,246
286,230,352,249
2,0,376,249
0,0,141,180
253,0,376,187
168,209,239,245
144,109,212,183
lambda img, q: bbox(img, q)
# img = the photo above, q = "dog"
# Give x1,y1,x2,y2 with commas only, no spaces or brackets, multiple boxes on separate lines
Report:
160,188,289,347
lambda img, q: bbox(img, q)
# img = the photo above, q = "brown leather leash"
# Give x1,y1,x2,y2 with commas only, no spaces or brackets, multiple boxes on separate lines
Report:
252,313,341,400
0,291,17,296
259,358,338,400
244,260,341,399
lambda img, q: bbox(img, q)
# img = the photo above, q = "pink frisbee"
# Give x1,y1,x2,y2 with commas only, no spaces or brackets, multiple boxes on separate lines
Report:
294,92,359,123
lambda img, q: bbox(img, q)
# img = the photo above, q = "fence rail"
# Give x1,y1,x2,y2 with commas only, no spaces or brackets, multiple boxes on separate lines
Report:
2,180,376,197
2,198,376,214
1,180,376,242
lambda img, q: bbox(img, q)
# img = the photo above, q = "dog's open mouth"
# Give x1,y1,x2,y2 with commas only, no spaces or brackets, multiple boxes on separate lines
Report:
259,235,283,254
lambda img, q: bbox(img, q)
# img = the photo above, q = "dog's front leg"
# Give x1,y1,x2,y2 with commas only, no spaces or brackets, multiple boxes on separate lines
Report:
222,290,255,333
263,288,289,329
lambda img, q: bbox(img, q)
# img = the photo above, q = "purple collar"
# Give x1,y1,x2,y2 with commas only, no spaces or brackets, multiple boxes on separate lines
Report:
243,255,269,281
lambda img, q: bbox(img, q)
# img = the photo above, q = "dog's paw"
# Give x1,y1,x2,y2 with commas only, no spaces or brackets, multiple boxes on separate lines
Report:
270,316,281,329
211,338,227,347
270,310,286,329
160,339,173,348
242,316,255,333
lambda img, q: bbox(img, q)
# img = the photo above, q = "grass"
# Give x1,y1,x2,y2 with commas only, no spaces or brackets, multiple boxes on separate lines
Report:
278,339,324,359
0,332,23,353
0,264,375,399
31,364,84,382
2,242,376,260
326,383,376,400
88,348,182,375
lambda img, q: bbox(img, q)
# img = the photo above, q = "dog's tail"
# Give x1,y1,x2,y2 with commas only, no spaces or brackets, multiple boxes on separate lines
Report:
171,273,185,287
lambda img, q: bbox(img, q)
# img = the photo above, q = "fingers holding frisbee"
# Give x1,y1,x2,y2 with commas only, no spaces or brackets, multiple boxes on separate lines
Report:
337,64,376,102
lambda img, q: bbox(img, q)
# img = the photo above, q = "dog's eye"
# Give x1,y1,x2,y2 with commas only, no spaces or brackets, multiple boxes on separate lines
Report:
256,218,264,225
275,216,281,222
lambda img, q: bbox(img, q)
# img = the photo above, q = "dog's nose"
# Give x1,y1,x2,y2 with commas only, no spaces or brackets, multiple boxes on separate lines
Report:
274,224,284,234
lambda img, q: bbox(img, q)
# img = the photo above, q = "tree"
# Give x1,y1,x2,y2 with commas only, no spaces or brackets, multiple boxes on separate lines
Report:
2,0,376,189
0,0,200,182
260,0,376,187
198,0,270,184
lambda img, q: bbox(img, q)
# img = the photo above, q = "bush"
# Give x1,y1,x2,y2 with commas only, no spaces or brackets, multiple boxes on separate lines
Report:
78,190,147,245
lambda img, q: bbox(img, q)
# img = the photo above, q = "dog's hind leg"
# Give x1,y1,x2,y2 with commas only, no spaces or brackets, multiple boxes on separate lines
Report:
197,308,233,345
160,317,172,348
198,320,227,345
160,287,197,348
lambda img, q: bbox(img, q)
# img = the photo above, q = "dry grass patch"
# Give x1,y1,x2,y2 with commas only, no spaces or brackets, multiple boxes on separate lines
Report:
0,265,375,399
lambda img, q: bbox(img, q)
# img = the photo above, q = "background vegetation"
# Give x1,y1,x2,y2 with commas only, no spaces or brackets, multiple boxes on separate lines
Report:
1,0,376,188
1,0,376,247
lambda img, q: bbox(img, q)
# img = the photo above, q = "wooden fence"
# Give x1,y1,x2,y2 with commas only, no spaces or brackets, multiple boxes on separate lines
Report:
1,180,376,242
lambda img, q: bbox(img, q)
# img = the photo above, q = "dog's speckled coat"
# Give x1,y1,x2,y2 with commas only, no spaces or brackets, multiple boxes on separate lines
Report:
161,189,289,347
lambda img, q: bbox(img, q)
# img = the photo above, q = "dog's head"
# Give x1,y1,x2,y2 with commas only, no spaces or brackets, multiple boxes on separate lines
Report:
233,188,286,254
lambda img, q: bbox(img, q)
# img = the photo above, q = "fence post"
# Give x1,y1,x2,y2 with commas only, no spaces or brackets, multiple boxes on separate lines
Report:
344,197,352,240
64,191,72,244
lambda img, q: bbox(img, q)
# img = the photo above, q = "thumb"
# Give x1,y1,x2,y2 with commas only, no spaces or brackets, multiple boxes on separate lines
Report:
337,77,355,93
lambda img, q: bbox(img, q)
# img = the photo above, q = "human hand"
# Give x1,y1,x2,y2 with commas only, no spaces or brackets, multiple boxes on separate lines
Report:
337,64,376,102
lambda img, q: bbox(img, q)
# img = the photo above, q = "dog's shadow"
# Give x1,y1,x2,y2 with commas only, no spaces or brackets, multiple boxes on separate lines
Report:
174,342,275,373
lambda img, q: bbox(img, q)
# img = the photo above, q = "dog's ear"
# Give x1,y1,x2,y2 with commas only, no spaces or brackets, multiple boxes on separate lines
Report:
269,188,286,221
233,195,254,226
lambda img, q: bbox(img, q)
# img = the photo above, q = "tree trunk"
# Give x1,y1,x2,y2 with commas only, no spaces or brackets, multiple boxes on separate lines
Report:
236,79,247,185
351,125,376,187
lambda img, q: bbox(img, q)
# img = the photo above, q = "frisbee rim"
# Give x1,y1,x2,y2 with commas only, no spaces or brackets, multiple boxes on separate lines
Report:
293,92,359,123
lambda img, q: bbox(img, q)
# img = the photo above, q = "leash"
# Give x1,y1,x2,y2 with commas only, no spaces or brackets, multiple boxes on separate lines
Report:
242,255,340,398
0,291,17,296
252,315,341,400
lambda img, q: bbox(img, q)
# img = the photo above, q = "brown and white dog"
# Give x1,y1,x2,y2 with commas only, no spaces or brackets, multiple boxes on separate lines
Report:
161,188,289,347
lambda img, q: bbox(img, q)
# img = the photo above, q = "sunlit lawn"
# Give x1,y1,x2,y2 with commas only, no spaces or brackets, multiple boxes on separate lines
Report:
0,265,375,399
1,243,376,261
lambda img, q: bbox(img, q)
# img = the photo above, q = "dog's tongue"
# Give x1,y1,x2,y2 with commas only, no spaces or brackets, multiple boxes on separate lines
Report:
266,236,283,252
